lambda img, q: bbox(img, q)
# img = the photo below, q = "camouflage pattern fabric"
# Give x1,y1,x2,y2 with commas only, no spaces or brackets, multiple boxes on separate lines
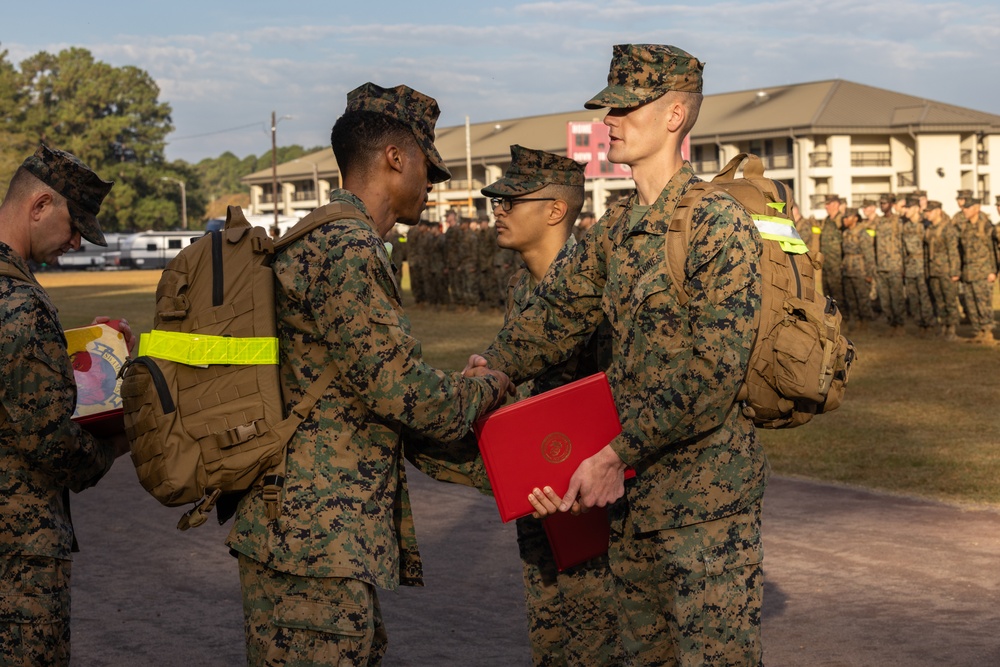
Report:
902,218,934,328
20,144,113,247
819,213,845,312
482,161,767,661
874,214,906,327
840,224,875,322
0,244,117,561
0,244,117,666
957,213,999,335
482,145,586,197
585,44,704,109
237,553,387,667
505,250,623,666
925,215,962,329
226,190,505,594
0,555,71,667
610,499,763,666
345,83,450,183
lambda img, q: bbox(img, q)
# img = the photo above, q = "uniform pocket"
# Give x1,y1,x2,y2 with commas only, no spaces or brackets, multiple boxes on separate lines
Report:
272,595,368,638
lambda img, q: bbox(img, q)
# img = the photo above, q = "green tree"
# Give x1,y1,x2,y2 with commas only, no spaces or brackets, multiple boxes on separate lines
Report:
0,47,30,200
4,47,189,230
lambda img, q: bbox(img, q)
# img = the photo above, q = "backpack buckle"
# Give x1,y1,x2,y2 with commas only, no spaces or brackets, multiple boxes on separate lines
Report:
226,421,264,446
176,487,222,531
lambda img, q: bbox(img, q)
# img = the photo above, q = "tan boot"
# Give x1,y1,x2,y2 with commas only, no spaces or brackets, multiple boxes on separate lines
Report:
944,325,957,342
980,331,997,346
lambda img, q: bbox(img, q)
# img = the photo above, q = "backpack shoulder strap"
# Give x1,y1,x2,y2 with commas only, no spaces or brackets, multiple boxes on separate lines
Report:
0,257,36,285
668,181,718,307
275,201,366,252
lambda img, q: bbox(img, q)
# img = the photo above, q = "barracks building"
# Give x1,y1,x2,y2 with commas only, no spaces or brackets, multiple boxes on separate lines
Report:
243,79,1000,221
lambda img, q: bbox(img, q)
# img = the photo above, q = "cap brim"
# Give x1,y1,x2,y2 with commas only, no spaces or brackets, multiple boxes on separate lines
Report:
481,178,545,198
69,205,108,247
421,143,451,184
584,85,663,110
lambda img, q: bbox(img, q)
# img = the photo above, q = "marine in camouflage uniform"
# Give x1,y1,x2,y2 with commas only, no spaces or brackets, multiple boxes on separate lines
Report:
874,194,907,334
956,197,999,344
426,222,450,307
477,145,624,666
0,145,129,667
479,45,766,666
900,196,934,334
839,208,875,328
818,194,846,315
923,201,962,340
226,83,509,667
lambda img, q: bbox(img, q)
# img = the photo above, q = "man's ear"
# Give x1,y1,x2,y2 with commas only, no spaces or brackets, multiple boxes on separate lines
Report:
547,199,569,227
29,191,55,222
664,97,686,133
385,144,405,174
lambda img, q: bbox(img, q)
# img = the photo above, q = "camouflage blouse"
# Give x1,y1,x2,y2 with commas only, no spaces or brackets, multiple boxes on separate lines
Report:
484,162,767,534
227,191,505,589
0,243,116,559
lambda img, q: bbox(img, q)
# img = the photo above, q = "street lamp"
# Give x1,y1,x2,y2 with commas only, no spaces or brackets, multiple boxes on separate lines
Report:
271,112,293,232
160,177,187,229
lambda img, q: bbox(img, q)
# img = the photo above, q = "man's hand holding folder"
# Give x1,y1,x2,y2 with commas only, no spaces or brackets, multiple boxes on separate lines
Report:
527,443,628,517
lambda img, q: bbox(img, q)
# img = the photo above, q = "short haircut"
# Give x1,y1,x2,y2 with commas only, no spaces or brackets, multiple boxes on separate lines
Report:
330,110,417,180
2,167,62,207
663,90,703,138
540,183,585,225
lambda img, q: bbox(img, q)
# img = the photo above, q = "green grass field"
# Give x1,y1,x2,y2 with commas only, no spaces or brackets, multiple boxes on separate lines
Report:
39,268,1000,508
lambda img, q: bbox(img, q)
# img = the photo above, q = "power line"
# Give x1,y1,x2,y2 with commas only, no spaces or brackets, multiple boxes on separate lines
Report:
168,121,265,142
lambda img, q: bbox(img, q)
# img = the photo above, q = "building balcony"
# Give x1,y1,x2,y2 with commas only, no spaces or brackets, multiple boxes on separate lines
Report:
851,151,892,167
809,152,832,168
897,171,915,188
692,159,720,174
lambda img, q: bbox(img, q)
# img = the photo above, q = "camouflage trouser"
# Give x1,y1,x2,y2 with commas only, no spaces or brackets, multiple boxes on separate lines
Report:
876,272,906,327
0,555,71,667
904,274,934,327
842,275,873,322
928,276,960,327
821,261,846,315
609,500,764,667
515,516,625,667
963,279,996,334
237,554,387,667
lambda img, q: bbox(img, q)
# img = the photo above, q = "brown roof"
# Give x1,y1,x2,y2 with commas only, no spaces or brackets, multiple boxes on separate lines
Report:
243,79,1000,184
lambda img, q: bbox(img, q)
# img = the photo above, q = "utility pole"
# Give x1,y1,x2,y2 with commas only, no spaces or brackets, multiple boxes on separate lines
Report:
271,110,279,233
160,177,187,229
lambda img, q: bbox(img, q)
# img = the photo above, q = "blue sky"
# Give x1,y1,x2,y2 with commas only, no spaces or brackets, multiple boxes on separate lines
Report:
4,0,999,163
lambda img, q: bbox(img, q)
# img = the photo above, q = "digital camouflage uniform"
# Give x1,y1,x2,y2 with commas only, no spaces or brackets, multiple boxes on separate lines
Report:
819,208,845,313
479,145,624,666
484,80,767,660
902,212,934,330
874,212,906,329
0,146,117,667
957,208,999,340
924,204,962,335
840,216,875,324
226,84,506,667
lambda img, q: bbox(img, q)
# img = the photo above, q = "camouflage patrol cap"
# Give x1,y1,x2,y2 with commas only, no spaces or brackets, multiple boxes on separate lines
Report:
961,196,980,208
823,194,840,204
956,189,973,198
346,82,451,184
861,199,877,208
904,195,920,207
926,200,942,211
843,207,859,219
481,145,586,197
584,44,704,110
20,144,113,246
913,189,927,197
880,193,896,203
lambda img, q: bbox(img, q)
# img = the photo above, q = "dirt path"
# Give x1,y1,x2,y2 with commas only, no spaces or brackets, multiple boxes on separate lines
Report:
68,462,1000,666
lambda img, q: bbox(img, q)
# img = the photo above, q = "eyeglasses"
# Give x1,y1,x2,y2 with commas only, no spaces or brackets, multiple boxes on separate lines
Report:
489,197,556,212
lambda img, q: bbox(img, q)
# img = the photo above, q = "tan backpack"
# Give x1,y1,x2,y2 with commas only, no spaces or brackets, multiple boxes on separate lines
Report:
610,154,855,428
120,202,360,529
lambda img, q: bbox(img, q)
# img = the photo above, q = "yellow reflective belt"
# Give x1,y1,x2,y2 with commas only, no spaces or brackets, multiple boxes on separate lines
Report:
138,330,279,365
752,215,809,254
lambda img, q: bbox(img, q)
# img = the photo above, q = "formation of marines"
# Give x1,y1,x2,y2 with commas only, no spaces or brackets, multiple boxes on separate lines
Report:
812,190,999,344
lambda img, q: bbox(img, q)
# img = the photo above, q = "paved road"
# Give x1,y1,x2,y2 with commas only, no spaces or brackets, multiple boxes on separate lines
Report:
69,461,1000,666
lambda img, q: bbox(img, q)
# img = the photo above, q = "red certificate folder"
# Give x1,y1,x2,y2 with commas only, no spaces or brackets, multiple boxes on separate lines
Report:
542,507,613,572
473,371,624,523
